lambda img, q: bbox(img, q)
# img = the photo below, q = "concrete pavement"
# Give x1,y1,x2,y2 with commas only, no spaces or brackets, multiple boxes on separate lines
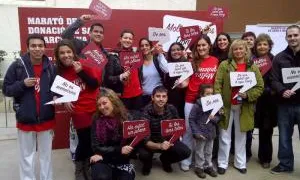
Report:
0,131,300,180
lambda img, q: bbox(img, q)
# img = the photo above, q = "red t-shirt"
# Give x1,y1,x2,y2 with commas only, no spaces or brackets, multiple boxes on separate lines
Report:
17,63,55,132
121,68,143,98
61,59,101,129
185,56,219,103
231,63,247,105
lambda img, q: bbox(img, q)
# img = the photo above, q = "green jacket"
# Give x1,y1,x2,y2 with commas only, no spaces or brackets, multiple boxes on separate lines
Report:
214,59,264,132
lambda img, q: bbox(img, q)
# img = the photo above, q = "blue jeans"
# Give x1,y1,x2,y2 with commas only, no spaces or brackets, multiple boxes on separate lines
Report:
277,104,300,170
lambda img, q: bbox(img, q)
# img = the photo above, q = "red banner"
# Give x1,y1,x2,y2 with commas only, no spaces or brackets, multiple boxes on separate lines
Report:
253,56,272,76
208,6,229,19
123,120,150,147
119,51,143,70
81,42,108,70
161,119,186,143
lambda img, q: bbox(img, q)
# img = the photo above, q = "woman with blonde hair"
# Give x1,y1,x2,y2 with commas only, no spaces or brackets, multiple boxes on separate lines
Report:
214,39,263,174
90,88,135,180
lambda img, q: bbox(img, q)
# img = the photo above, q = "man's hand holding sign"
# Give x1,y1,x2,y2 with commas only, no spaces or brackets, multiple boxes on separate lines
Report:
282,68,300,98
161,119,186,144
200,94,224,124
230,72,257,99
123,120,150,147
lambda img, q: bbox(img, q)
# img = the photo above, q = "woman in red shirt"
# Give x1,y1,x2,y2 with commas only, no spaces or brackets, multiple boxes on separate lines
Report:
54,39,101,180
181,35,219,171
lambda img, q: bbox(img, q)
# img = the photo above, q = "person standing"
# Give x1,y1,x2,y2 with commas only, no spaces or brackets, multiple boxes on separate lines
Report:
2,34,56,180
270,25,300,174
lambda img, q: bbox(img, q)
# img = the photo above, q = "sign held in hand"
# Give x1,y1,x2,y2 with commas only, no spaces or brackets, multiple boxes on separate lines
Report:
230,72,257,99
161,119,186,143
179,25,201,49
201,94,223,124
253,56,272,76
167,62,193,89
46,75,80,105
123,120,150,147
120,51,143,70
81,42,108,70
148,27,170,44
282,67,300,92
89,0,112,20
208,6,228,19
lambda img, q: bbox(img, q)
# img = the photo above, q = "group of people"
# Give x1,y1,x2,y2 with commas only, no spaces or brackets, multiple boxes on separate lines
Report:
2,13,300,180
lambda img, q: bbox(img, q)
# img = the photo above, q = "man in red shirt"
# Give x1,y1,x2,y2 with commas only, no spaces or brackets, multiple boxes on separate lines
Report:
3,34,56,180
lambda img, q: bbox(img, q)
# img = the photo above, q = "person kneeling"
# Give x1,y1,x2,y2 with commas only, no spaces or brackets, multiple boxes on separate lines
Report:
139,86,191,175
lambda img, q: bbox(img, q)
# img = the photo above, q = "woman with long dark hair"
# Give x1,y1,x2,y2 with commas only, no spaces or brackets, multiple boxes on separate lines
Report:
212,32,232,63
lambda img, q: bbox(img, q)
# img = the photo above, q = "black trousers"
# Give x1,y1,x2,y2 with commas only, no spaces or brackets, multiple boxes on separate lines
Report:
258,128,273,163
138,141,191,170
91,162,135,180
121,95,143,111
75,127,93,161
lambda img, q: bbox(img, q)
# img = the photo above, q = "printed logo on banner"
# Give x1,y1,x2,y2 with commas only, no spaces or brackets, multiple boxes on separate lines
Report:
207,6,229,19
282,68,300,92
163,15,217,51
252,56,272,76
81,42,108,70
230,72,257,99
161,119,186,143
123,120,150,147
119,51,143,70
179,25,201,49
89,0,112,20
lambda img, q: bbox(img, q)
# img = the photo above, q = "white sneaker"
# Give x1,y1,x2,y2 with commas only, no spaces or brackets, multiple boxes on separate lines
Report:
180,164,190,172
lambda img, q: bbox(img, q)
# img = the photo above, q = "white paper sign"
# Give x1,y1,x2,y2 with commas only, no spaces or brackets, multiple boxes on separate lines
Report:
167,62,193,88
148,27,170,44
282,67,300,92
163,15,217,51
45,75,80,105
201,94,223,124
230,72,257,99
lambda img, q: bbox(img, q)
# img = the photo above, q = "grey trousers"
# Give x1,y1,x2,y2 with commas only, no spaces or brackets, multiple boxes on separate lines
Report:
195,138,214,169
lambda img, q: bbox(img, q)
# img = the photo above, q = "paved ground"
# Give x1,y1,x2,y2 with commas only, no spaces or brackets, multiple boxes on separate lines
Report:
0,130,300,180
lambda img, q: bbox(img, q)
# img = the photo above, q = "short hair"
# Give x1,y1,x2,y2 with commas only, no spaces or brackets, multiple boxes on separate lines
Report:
253,33,274,57
152,85,168,96
286,25,300,36
228,39,251,61
120,29,135,38
90,23,104,33
26,34,46,48
139,38,153,48
241,31,256,40
199,84,213,97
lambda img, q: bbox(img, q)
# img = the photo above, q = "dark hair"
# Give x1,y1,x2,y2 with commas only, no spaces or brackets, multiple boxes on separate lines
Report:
26,34,46,48
253,33,274,57
286,25,300,36
90,23,104,33
139,38,153,48
152,85,168,96
199,84,213,97
120,29,135,38
167,42,185,62
212,32,232,61
192,34,212,71
54,39,79,74
241,31,256,40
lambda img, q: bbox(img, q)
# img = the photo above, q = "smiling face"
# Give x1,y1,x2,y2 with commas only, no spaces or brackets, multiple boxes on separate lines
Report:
217,35,229,50
58,45,75,67
97,96,114,117
286,27,300,50
89,25,104,45
243,36,255,49
28,38,45,62
170,44,183,60
120,32,134,49
232,44,247,61
196,38,210,58
139,39,151,56
256,40,270,57
152,91,168,109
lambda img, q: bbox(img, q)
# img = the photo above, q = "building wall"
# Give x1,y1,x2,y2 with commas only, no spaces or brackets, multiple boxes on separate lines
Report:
197,0,300,32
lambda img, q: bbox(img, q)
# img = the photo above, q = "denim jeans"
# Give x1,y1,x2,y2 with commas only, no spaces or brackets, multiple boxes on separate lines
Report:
277,104,300,170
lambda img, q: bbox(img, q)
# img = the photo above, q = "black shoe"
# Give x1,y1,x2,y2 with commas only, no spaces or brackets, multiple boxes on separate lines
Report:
142,167,151,176
261,163,270,169
270,165,293,174
204,167,218,177
234,167,247,174
195,168,206,178
217,167,226,175
162,163,173,173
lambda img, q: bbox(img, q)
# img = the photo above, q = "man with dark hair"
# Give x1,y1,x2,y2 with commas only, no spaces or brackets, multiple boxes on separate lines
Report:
61,14,106,56
270,24,300,174
3,34,56,180
139,86,191,176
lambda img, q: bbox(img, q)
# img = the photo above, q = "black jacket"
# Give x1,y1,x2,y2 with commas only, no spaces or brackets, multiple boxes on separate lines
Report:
270,47,300,104
2,53,56,124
